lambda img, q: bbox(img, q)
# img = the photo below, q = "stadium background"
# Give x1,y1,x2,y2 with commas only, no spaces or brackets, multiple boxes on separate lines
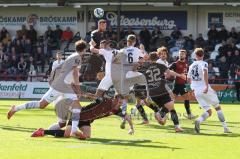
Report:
0,0,239,103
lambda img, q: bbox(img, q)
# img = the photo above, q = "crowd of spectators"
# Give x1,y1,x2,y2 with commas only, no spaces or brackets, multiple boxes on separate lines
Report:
1,24,240,84
0,25,74,81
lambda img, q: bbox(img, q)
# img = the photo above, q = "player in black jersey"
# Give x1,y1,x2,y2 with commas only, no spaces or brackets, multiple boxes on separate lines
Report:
82,19,107,81
143,52,185,132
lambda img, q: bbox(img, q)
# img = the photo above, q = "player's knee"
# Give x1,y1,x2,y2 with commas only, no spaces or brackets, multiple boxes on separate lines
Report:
39,100,48,109
58,122,66,128
215,106,221,111
207,109,212,116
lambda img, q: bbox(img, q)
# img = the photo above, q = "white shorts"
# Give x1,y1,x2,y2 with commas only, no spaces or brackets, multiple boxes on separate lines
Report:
42,87,78,103
97,75,113,91
194,87,219,111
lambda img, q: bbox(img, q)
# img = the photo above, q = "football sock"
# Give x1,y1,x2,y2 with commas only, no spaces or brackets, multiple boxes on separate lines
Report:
44,130,65,137
148,104,159,113
71,108,81,133
197,111,209,123
216,110,227,128
159,107,169,118
136,104,148,121
170,109,179,126
184,100,191,115
15,101,40,111
121,99,127,115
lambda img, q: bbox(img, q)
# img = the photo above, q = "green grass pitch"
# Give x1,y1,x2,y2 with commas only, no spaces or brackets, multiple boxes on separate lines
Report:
0,100,239,159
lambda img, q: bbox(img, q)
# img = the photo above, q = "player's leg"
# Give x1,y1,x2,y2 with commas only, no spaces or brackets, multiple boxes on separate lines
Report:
136,98,149,124
120,98,128,129
7,87,61,119
194,92,212,133
208,88,231,133
63,93,82,137
182,92,197,119
95,75,113,97
164,100,183,132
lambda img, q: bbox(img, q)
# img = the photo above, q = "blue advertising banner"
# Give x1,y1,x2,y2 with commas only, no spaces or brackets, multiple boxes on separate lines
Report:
104,11,187,30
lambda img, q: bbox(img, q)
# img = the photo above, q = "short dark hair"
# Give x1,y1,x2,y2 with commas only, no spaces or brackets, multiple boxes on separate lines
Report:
149,52,159,61
75,40,87,52
194,48,204,57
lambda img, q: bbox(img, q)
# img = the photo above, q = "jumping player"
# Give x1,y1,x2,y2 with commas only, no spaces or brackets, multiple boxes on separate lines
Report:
187,48,231,133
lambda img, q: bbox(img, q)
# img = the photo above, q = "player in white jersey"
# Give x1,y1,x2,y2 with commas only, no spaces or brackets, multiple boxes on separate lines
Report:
7,40,87,138
112,34,146,127
51,52,64,71
90,40,118,97
156,47,169,67
187,48,231,133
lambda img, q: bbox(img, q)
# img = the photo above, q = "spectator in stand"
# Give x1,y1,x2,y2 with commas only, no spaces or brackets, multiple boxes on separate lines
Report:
3,40,12,55
17,25,28,39
23,39,32,56
171,26,182,40
119,26,126,40
208,61,217,84
218,56,230,83
0,48,4,63
0,55,11,75
232,49,240,66
2,33,11,45
125,26,135,36
234,66,240,101
218,25,228,42
53,25,63,49
170,34,185,54
0,27,9,41
27,25,37,44
106,26,116,40
27,56,37,81
18,56,27,75
34,47,45,73
15,40,24,55
207,25,218,46
151,26,162,44
229,27,238,40
61,26,73,42
85,26,96,43
8,55,18,75
184,34,195,51
139,26,151,51
44,26,54,41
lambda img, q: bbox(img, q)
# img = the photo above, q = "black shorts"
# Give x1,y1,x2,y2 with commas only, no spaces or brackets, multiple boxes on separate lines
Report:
151,94,172,108
173,84,187,96
68,120,92,128
134,85,147,99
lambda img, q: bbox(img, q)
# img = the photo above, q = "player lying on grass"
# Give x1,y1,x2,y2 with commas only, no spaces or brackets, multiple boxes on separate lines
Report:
31,94,134,139
187,48,231,133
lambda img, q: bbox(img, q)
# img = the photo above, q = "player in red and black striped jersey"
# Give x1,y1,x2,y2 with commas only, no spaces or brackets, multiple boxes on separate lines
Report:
169,49,197,119
31,95,134,139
